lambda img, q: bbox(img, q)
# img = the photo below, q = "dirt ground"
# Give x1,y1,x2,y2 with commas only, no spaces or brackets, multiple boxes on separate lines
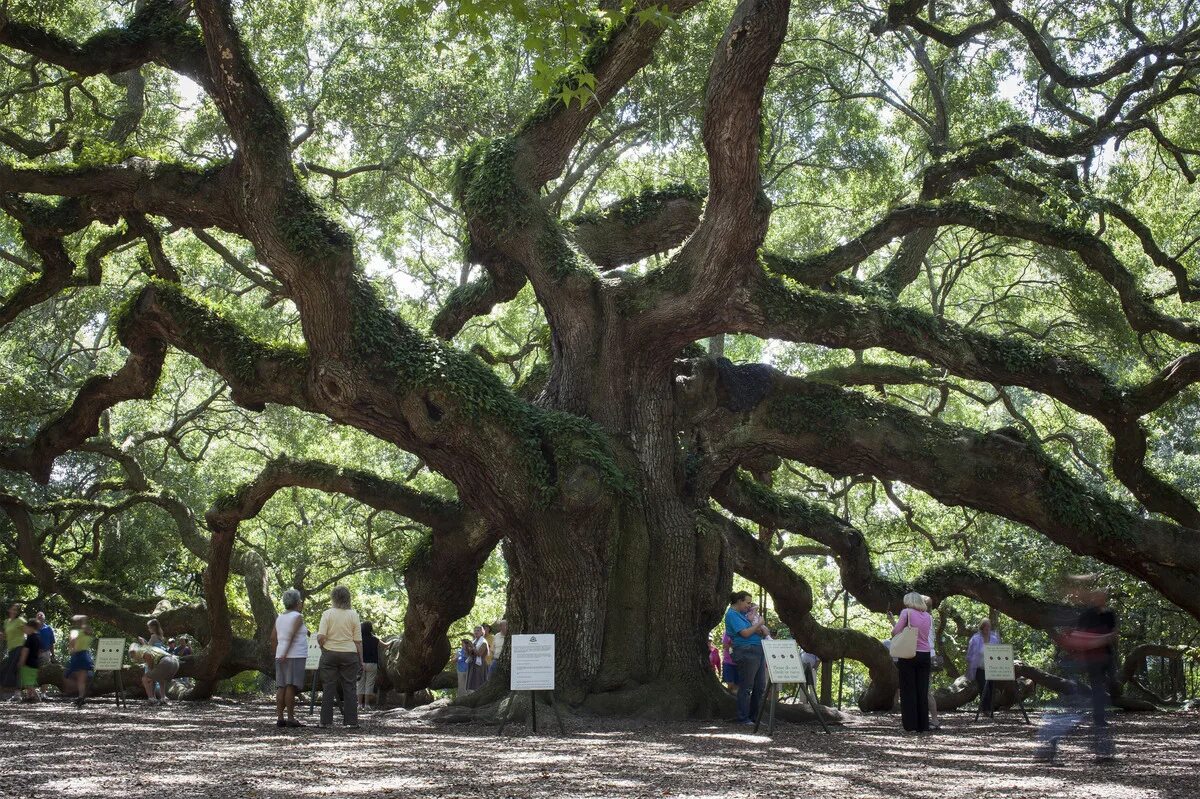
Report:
1,698,1197,798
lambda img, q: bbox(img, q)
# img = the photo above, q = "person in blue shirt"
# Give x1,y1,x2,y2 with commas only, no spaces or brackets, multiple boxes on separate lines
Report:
34,612,54,665
724,590,769,725
456,638,471,696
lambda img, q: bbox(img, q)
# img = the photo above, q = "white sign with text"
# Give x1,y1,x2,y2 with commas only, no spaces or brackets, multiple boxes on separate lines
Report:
761,639,807,684
95,638,126,671
305,636,322,670
983,643,1015,681
510,634,555,691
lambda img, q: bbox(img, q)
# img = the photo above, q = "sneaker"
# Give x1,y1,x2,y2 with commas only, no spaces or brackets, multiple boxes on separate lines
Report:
74,697,86,708
286,719,306,728
277,718,287,727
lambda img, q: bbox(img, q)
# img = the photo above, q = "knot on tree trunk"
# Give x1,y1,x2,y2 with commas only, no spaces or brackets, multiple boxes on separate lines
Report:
310,362,357,406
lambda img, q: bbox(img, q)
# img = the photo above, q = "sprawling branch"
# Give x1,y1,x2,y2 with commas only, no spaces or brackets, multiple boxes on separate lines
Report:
713,472,1067,628
569,186,705,270
205,455,498,693
0,336,165,483
689,367,1200,619
432,262,526,341
880,0,1200,91
733,272,1200,528
709,509,897,711
0,1,210,85
0,491,210,641
516,1,703,188
0,161,241,232
446,3,701,351
627,0,790,342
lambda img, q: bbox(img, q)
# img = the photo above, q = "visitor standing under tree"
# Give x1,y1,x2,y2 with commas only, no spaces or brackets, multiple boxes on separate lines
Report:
466,625,489,691
358,620,381,709
966,619,1000,717
892,592,932,733
456,638,471,695
724,591,768,726
317,585,363,729
35,612,54,667
271,588,307,728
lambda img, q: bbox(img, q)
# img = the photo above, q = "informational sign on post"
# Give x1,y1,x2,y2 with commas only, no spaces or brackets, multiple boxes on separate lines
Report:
983,643,1015,681
305,636,322,670
95,638,126,671
510,634,555,691
761,639,807,684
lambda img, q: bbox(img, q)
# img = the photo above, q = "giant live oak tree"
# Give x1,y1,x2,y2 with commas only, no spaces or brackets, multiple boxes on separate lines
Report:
3,0,1200,715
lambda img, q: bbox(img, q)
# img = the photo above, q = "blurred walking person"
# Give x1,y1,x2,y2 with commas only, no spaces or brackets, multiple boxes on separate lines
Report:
65,616,94,707
1036,576,1118,764
2,603,25,700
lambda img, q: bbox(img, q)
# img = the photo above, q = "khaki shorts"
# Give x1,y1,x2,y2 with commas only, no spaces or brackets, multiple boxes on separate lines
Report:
357,662,378,695
147,655,179,683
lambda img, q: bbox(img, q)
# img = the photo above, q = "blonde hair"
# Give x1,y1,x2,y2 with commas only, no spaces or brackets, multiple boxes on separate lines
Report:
902,592,927,612
330,585,352,609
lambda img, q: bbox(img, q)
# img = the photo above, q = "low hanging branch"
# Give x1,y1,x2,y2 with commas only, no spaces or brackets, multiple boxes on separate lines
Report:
205,455,500,694
710,509,898,711
712,471,1070,628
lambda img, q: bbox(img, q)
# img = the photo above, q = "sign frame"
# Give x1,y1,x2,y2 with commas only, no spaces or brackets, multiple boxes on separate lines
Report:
510,634,555,692
973,643,1031,726
94,637,127,707
753,640,830,736
983,643,1015,681
761,640,807,684
498,634,565,737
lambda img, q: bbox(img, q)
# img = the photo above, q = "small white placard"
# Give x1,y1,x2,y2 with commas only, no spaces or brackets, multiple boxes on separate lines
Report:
95,638,126,671
983,643,1015,681
304,636,321,670
510,634,555,691
762,639,807,684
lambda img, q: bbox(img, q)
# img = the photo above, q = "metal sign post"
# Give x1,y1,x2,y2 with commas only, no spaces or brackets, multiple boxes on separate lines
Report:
973,644,1030,725
756,640,830,736
498,634,564,736
95,638,127,707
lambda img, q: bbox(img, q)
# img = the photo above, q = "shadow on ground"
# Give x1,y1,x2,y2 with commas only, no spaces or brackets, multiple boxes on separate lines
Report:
2,701,1196,798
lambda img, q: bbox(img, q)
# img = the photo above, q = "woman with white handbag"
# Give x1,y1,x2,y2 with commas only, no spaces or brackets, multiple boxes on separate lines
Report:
890,592,933,733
